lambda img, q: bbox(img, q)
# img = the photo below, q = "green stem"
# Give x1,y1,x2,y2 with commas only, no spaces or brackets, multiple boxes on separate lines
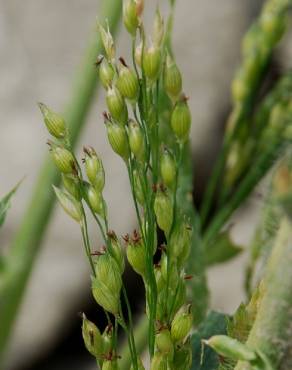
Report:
126,160,157,357
122,286,139,370
81,219,96,276
0,0,122,364
117,315,135,369
119,315,149,370
235,217,292,370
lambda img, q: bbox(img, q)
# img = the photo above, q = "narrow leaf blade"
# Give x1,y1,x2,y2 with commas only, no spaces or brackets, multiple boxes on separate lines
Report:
0,181,22,227
206,232,243,266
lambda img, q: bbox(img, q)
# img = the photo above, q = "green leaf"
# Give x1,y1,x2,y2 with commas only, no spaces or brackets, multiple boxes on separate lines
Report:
206,232,243,266
191,311,227,370
0,181,22,227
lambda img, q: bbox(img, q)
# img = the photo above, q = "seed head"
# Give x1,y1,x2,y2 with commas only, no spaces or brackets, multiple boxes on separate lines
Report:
97,55,115,89
105,120,130,160
48,142,76,174
164,53,182,100
106,86,128,125
81,313,103,357
38,102,67,139
143,44,162,82
150,352,167,370
125,230,147,277
152,8,164,48
98,23,115,61
83,146,105,192
171,279,187,318
128,120,145,161
154,186,173,234
102,359,118,370
92,253,122,314
84,182,105,218
260,8,286,46
170,306,193,343
102,325,114,356
169,220,192,266
160,148,176,188
135,0,144,17
170,96,192,142
131,170,144,205
107,231,125,273
155,328,173,355
123,0,140,36
116,58,139,101
61,174,81,200
53,186,82,223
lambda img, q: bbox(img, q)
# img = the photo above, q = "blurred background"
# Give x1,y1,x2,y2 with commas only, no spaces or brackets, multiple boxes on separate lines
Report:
1,0,291,369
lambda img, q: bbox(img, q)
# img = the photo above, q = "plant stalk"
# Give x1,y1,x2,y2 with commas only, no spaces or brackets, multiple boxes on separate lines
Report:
235,216,292,370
